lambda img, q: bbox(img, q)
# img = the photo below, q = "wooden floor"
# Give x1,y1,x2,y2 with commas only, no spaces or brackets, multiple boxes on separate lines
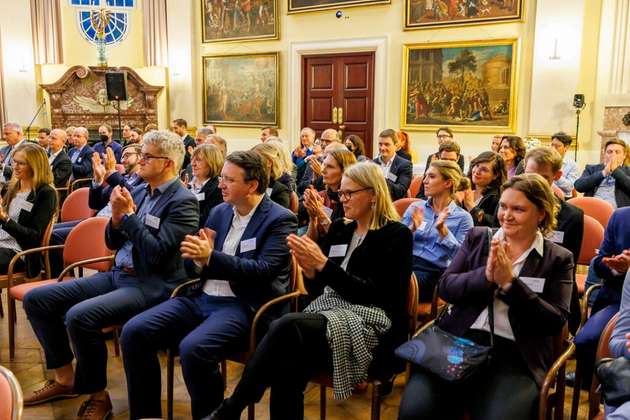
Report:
0,293,592,420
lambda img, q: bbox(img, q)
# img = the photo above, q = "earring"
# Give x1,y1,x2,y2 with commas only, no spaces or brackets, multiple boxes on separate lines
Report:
371,202,376,210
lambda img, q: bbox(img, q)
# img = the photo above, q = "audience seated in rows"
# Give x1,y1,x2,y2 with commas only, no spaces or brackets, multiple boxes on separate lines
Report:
403,160,473,302
120,150,297,419
22,130,200,419
209,161,413,420
373,128,412,201
399,173,574,420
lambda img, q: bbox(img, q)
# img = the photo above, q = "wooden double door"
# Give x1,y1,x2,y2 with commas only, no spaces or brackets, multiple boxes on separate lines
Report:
302,52,375,157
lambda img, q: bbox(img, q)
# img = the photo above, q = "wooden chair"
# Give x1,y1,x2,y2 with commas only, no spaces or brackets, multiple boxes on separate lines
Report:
7,217,114,359
0,365,23,420
165,256,306,420
314,273,418,420
69,177,93,194
417,278,445,325
289,191,299,214
567,197,614,229
575,215,605,296
60,187,95,222
393,198,421,218
408,175,423,198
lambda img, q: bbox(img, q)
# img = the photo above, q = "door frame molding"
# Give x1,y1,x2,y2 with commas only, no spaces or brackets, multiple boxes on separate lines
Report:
289,36,387,151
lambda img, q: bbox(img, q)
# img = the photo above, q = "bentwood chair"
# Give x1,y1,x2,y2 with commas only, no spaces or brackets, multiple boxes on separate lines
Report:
0,365,23,420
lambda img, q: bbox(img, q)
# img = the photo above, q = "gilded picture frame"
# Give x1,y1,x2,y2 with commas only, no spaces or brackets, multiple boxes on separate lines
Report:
404,0,523,30
401,39,519,133
201,0,279,43
288,0,390,14
203,52,280,127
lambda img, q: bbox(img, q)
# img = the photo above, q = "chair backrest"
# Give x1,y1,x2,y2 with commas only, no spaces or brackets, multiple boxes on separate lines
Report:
567,197,614,229
60,188,95,222
596,312,619,360
0,365,23,420
407,273,419,336
289,191,299,214
393,198,421,217
578,215,605,266
64,217,113,272
408,175,423,198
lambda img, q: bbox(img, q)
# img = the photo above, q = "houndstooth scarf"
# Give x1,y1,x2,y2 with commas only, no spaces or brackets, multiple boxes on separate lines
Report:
304,286,391,400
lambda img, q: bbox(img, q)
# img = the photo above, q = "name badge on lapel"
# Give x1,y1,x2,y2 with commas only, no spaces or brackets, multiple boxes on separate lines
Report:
18,199,33,212
520,277,546,293
77,157,82,163
329,244,348,258
548,231,564,243
266,188,273,197
386,172,398,183
195,192,205,201
240,237,256,253
144,214,160,229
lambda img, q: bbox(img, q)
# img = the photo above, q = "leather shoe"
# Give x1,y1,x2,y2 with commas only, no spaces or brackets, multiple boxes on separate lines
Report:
23,380,79,406
202,400,239,420
76,393,113,420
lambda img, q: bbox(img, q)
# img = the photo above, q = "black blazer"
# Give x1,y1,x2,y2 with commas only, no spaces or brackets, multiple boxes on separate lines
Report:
468,188,500,227
268,179,291,209
0,184,57,277
182,134,196,169
574,164,630,208
50,151,72,188
312,219,413,378
437,227,574,387
68,145,94,180
373,155,413,201
192,176,223,229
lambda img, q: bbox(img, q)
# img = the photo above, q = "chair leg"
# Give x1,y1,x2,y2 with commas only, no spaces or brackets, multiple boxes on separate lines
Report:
0,289,4,318
554,365,566,420
319,384,326,420
8,295,16,360
247,403,255,420
570,364,582,420
112,327,120,357
371,382,382,420
588,376,601,420
221,359,227,389
166,350,174,420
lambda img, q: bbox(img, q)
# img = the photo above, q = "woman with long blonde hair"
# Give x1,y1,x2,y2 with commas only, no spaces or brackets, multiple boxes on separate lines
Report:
0,143,56,276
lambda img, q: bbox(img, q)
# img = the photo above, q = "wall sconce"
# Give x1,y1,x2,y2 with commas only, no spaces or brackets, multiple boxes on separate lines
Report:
549,38,561,60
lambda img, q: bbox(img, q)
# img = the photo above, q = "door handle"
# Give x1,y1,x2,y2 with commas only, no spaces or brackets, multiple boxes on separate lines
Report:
332,107,338,124
338,107,343,124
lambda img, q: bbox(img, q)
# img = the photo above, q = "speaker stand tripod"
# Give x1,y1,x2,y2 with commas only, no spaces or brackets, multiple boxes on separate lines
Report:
114,97,122,143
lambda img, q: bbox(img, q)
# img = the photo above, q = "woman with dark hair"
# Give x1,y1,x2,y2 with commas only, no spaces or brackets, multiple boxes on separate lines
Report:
499,135,526,179
344,134,367,162
458,152,506,226
397,130,414,162
399,173,573,420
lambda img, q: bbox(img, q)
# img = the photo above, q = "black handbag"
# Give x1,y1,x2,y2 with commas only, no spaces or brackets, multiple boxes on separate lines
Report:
395,228,495,383
596,356,630,407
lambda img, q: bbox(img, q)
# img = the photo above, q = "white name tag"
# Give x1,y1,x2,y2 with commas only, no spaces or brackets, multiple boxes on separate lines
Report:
322,206,333,218
266,188,273,197
18,199,33,212
329,244,348,258
195,192,205,201
240,237,256,253
419,221,427,231
144,214,160,229
521,276,546,293
386,172,398,182
77,157,82,163
548,230,564,243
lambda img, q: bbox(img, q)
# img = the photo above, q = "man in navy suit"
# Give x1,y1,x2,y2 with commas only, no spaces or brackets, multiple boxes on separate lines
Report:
575,138,630,208
372,128,413,201
67,126,95,183
22,131,199,419
120,150,297,420
48,129,72,188
93,123,122,163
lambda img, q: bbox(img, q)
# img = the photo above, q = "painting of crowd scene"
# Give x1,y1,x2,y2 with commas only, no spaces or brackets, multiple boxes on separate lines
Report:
405,0,522,29
288,0,389,14
402,40,517,132
201,0,278,43
203,53,279,127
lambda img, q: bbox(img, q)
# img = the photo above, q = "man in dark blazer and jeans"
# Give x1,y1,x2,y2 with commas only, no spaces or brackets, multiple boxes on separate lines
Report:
22,130,199,420
372,129,413,201
120,150,297,420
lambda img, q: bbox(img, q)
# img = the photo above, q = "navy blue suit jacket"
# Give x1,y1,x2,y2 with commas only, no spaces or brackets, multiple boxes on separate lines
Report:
89,172,145,212
593,207,630,292
68,145,95,179
93,140,123,163
372,155,413,201
189,195,297,311
106,179,200,301
574,164,630,208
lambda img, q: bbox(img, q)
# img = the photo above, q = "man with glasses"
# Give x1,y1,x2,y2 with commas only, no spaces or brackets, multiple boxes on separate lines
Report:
373,128,413,201
22,130,199,420
297,128,340,195
120,150,297,419
48,129,72,188
0,122,27,181
424,127,465,172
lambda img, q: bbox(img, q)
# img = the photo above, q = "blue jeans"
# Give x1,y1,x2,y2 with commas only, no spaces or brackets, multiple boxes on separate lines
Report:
49,220,81,277
23,270,155,394
413,256,445,302
121,294,252,420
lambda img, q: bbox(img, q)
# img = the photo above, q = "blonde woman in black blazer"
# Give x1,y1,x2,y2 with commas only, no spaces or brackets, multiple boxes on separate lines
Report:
0,143,56,277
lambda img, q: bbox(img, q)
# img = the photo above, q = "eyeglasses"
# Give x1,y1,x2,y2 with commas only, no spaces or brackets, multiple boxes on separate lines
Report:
337,187,372,200
437,134,452,139
122,152,138,159
140,153,170,162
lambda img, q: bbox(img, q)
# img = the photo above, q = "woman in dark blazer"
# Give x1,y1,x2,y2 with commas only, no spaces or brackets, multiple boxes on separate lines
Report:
188,144,223,228
399,173,574,420
253,143,291,209
207,161,413,420
0,143,56,277
458,151,506,226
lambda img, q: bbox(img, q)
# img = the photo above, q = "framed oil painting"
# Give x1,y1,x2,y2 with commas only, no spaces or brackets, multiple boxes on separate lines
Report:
405,0,523,30
203,53,279,127
288,0,389,14
201,0,278,43
401,39,518,133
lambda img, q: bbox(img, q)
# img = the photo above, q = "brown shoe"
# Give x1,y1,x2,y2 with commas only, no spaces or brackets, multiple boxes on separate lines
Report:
76,393,113,420
23,380,79,406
